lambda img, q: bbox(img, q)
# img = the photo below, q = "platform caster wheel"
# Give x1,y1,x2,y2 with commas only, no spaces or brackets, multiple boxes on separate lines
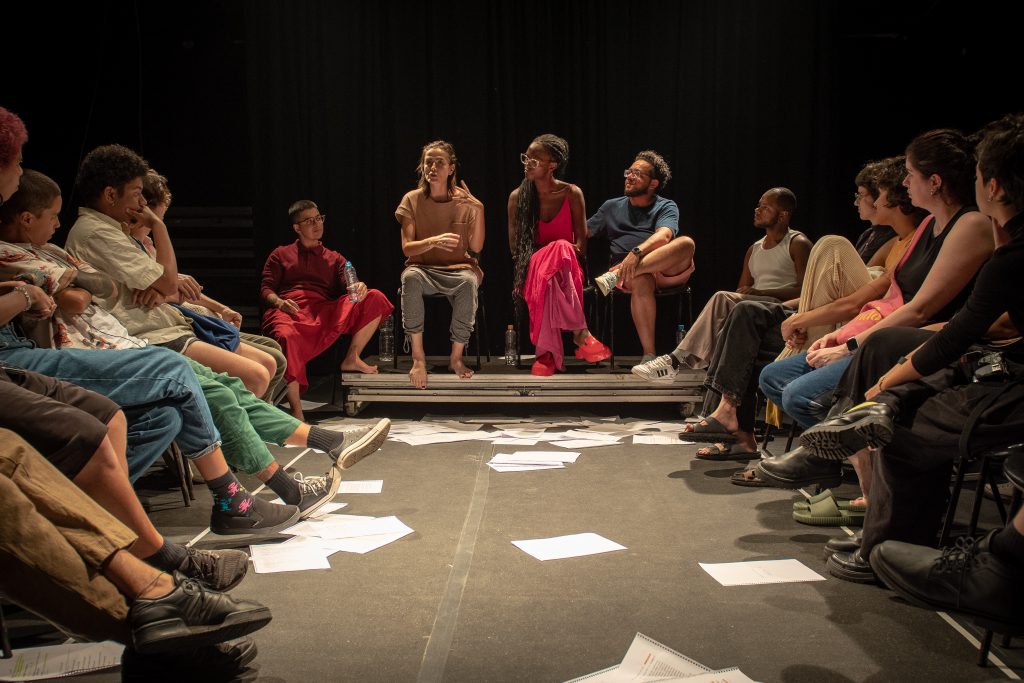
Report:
344,401,366,417
678,402,696,418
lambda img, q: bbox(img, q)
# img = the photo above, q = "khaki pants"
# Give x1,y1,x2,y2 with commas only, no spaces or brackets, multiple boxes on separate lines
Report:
0,429,136,644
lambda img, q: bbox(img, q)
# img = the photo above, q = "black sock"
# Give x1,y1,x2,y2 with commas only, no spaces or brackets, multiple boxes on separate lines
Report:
668,352,682,369
266,466,302,505
307,426,345,454
989,523,1024,568
208,472,253,516
144,540,188,572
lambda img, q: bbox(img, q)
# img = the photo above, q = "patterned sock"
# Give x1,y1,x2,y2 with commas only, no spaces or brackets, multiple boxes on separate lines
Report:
989,524,1024,568
307,426,346,454
144,540,188,572
208,472,253,516
266,466,302,505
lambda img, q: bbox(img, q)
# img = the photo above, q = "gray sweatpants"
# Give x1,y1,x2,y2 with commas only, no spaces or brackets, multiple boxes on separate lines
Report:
400,266,478,344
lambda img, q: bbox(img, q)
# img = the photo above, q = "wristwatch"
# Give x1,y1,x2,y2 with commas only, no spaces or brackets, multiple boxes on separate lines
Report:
630,246,643,260
846,338,859,353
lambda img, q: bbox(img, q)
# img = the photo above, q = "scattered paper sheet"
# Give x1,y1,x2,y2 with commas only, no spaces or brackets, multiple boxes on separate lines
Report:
490,451,580,464
492,437,540,445
488,462,565,472
300,400,328,411
284,515,412,540
250,540,331,573
699,559,826,586
0,642,124,681
512,532,626,561
616,632,711,679
337,480,383,494
561,429,621,442
633,434,684,445
550,439,616,449
319,530,414,554
271,499,347,518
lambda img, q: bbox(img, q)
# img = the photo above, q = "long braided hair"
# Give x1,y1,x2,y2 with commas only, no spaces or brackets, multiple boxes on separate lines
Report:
511,134,569,296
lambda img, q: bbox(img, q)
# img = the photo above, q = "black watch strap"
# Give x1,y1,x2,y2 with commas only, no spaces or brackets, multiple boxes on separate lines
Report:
846,337,859,353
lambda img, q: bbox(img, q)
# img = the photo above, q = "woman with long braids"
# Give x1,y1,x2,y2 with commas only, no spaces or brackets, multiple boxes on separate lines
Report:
507,134,609,375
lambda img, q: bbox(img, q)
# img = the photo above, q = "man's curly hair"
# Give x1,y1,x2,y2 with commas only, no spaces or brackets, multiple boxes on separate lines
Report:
634,150,672,190
75,144,149,206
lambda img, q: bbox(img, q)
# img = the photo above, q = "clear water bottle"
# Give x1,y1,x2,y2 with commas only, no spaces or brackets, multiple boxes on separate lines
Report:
676,323,687,346
343,261,360,302
504,324,517,366
378,314,394,363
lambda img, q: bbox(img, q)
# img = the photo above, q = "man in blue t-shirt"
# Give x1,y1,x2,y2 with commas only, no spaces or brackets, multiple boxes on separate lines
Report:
587,150,695,360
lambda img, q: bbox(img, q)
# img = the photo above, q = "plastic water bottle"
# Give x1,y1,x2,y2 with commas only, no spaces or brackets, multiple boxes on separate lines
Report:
343,261,359,303
504,325,517,366
676,323,687,346
378,314,394,363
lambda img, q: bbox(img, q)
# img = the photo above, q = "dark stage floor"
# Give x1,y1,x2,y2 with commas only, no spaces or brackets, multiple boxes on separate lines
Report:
5,378,1022,682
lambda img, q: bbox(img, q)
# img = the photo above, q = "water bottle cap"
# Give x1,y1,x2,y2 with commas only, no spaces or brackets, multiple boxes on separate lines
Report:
345,261,353,266
507,324,514,330
678,324,686,331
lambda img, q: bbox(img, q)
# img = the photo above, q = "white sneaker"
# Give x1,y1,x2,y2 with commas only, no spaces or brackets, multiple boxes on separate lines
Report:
631,355,679,382
594,271,618,296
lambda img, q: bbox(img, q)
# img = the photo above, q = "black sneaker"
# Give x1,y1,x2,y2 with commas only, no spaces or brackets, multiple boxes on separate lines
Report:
210,495,300,536
328,418,391,470
129,572,272,654
295,470,341,519
177,546,249,591
121,637,257,681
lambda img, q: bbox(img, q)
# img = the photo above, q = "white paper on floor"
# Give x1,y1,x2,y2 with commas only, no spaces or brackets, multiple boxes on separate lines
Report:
632,434,684,445
512,532,626,561
699,558,825,586
565,632,756,683
250,539,332,573
337,480,383,494
0,642,124,681
550,439,617,449
488,462,566,472
490,451,580,464
492,437,540,445
270,499,347,518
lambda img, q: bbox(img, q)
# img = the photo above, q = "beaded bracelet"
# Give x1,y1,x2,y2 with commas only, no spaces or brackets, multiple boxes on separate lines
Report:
12,286,32,312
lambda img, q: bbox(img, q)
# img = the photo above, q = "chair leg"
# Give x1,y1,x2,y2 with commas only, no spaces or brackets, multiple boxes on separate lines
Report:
785,422,799,452
170,443,191,508
940,459,968,547
978,629,994,667
608,291,616,370
968,457,990,538
480,299,491,363
1,602,12,659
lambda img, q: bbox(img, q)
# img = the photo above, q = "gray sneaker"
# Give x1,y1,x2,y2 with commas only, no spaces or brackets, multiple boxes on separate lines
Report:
594,271,618,296
328,418,391,470
294,470,341,519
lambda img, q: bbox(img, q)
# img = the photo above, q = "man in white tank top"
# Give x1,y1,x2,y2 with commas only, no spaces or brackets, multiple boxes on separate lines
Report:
633,187,812,380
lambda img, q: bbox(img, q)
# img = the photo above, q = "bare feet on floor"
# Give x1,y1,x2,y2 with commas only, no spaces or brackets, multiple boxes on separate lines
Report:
409,360,428,389
450,358,474,379
341,358,379,374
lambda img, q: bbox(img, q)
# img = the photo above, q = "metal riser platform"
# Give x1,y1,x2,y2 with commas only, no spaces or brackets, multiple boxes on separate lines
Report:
339,356,705,415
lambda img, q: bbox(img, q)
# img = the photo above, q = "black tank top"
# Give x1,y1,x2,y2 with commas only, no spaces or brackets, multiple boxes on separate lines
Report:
895,206,978,324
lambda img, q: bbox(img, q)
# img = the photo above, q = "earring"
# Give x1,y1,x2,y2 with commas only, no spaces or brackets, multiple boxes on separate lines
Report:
929,188,937,196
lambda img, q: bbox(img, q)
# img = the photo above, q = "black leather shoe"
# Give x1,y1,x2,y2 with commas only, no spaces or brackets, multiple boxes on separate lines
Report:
870,532,1024,630
799,402,894,461
129,572,272,654
755,446,843,490
122,637,258,681
825,534,861,555
827,549,877,583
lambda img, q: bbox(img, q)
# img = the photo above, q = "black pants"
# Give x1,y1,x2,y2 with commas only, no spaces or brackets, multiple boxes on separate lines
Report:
829,326,935,416
860,358,1024,557
701,300,789,432
0,366,120,479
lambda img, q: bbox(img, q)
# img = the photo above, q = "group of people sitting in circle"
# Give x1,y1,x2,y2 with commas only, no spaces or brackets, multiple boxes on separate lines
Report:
1,98,1022,673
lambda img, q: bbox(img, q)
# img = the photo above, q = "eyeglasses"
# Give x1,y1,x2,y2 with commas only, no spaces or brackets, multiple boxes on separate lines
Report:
297,214,326,227
520,153,548,169
624,168,650,179
854,192,870,201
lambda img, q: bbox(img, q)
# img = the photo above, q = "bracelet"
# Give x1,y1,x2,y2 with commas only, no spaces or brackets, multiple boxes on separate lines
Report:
13,286,32,312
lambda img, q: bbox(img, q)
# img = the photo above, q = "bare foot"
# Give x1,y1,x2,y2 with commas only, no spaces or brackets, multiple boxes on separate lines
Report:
409,360,428,389
341,358,378,374
450,358,474,379
849,496,868,508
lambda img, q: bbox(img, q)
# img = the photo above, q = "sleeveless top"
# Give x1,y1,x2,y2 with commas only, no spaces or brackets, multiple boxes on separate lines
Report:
895,206,976,323
536,189,574,246
748,229,805,290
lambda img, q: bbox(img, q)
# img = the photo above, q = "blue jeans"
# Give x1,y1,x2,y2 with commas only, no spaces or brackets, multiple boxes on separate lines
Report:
758,352,852,428
123,404,182,483
0,346,222,462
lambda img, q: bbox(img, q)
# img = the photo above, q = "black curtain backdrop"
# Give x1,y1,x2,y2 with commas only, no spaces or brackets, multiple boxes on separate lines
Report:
4,0,1023,355
245,0,839,353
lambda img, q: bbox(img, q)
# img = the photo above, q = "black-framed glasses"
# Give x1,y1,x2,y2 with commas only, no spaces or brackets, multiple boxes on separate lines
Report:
624,168,650,179
520,153,546,169
298,214,326,227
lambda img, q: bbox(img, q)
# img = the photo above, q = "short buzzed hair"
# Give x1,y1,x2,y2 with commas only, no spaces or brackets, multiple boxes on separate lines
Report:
0,169,60,227
288,199,318,224
767,187,797,215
